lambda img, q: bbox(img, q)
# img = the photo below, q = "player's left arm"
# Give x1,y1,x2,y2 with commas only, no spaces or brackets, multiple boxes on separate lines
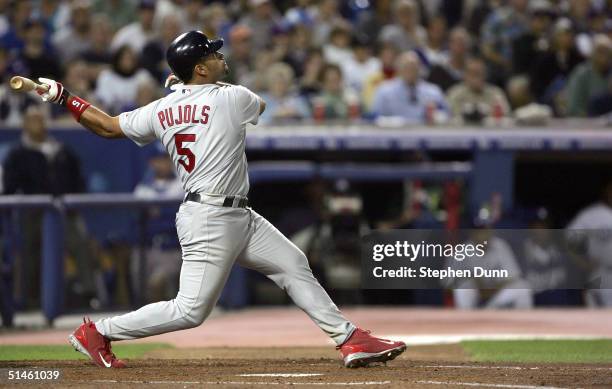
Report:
36,77,125,139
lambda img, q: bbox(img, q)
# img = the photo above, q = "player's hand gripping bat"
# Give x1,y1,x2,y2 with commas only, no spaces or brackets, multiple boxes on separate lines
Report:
9,76,70,105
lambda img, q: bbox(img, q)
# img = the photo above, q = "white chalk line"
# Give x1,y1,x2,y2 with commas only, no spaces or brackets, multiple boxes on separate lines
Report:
417,380,568,389
418,364,612,372
374,334,612,346
91,379,391,386
418,365,539,370
238,373,323,377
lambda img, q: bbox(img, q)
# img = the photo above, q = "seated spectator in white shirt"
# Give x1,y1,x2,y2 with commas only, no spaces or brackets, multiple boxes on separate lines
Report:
340,35,382,95
322,23,354,66
95,45,153,115
422,15,448,68
371,51,448,124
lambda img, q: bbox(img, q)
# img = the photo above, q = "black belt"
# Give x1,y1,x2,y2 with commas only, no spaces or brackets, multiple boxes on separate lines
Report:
185,192,249,208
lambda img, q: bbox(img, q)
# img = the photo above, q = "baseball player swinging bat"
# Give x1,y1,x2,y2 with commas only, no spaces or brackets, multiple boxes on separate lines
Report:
24,31,406,369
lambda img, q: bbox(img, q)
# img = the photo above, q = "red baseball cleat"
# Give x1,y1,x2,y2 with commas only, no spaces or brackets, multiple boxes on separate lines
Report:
337,328,406,368
68,318,126,368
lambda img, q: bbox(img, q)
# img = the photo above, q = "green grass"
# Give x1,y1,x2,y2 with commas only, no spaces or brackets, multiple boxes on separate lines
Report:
462,339,612,364
0,343,172,361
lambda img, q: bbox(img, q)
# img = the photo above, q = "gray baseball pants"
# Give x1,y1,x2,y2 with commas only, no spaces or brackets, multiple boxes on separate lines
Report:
95,201,355,345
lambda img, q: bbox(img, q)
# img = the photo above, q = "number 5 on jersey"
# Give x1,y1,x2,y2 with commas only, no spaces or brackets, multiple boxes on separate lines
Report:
175,134,196,173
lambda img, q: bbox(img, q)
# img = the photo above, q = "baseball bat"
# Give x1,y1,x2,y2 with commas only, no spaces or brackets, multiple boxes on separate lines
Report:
9,76,49,93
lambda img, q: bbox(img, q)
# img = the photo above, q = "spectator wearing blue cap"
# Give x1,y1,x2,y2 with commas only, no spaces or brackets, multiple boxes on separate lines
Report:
15,16,62,81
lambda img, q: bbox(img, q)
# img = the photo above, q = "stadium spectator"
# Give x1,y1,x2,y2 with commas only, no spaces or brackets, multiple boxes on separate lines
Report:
260,62,310,125
480,0,529,85
587,79,612,117
322,23,353,66
529,18,584,110
312,63,359,121
284,0,316,28
123,80,161,112
448,212,533,309
133,144,183,302
521,209,571,306
362,42,399,111
511,0,555,75
94,45,153,115
355,0,394,40
61,60,95,114
340,35,381,95
312,0,346,47
2,106,96,308
269,24,292,65
110,0,156,55
92,0,136,31
0,46,39,126
241,50,275,92
571,0,600,57
225,24,255,85
422,15,448,67
141,14,181,83
79,14,113,81
566,179,612,306
451,233,533,309
565,34,612,117
506,75,534,111
15,16,62,81
238,0,281,51
52,0,92,63
0,0,33,52
427,26,471,91
286,23,314,76
180,0,206,33
39,0,71,35
447,57,510,124
378,0,426,52
299,48,325,96
201,2,231,40
371,52,447,124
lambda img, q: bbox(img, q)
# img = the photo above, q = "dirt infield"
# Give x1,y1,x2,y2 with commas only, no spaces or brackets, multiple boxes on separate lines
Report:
2,346,611,388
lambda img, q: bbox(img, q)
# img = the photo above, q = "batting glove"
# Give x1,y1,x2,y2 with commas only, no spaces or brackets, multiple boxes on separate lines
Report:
37,77,69,105
164,73,182,89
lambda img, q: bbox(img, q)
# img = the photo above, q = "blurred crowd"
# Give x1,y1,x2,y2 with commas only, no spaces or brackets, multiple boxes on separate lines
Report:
0,0,612,125
0,0,611,127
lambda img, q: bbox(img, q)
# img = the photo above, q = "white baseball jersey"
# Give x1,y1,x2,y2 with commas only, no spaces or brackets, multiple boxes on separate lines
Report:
119,83,261,196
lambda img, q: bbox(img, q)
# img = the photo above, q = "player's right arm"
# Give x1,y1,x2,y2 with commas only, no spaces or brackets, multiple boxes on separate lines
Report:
34,77,125,139
35,78,155,145
78,106,124,139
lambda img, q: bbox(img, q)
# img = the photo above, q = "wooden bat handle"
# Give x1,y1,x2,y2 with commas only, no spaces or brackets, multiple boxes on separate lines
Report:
10,76,49,93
